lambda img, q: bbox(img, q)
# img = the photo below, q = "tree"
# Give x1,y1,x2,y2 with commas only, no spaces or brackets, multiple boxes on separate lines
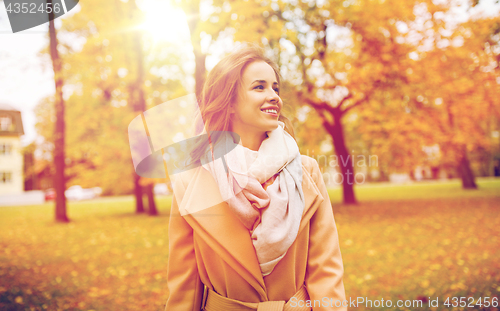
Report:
47,0,69,222
36,0,189,213
128,1,148,214
215,0,499,194
220,0,434,204
344,2,500,188
130,12,157,215
182,0,206,99
175,0,243,99
418,16,500,188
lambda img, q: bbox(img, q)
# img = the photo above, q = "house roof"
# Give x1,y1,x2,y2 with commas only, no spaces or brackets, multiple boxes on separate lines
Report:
0,104,24,136
0,103,18,111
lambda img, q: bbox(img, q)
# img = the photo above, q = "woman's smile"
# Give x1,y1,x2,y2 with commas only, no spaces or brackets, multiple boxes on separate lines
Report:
260,106,279,117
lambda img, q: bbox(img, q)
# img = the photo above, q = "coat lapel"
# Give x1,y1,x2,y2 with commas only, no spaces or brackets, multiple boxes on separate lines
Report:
298,164,324,233
175,163,323,297
177,167,268,297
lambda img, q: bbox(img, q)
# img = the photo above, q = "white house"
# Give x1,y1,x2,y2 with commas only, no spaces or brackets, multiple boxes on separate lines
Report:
0,103,24,195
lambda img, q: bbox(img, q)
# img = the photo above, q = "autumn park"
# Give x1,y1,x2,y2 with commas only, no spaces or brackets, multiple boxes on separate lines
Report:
0,0,500,310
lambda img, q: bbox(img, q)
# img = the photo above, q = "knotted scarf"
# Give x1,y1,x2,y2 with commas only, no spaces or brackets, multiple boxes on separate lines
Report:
200,122,304,276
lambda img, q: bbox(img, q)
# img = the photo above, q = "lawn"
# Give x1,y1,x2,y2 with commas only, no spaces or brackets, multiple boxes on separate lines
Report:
0,179,499,310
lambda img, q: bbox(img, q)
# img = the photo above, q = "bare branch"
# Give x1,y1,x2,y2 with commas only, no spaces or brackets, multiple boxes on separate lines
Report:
296,89,334,114
341,84,379,115
305,98,335,132
337,92,354,109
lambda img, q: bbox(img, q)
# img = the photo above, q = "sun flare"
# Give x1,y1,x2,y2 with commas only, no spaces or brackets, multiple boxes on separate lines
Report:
139,0,190,43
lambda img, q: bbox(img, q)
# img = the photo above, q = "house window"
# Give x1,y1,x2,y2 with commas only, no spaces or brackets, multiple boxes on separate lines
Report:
0,116,13,131
0,172,12,183
0,144,12,155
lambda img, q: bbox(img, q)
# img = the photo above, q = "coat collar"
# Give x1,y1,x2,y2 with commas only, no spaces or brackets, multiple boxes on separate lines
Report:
176,163,324,296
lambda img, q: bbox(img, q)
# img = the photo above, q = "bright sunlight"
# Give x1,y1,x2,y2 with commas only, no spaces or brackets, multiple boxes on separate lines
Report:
138,0,190,43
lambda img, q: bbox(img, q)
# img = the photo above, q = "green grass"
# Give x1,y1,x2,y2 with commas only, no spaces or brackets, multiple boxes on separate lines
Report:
334,196,500,310
328,178,500,203
0,196,172,311
0,180,499,310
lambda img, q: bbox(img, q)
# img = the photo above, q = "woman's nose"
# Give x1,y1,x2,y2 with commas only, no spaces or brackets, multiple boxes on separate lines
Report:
267,90,281,104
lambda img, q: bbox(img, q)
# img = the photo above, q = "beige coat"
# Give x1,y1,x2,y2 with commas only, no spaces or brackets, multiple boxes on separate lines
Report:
165,155,346,310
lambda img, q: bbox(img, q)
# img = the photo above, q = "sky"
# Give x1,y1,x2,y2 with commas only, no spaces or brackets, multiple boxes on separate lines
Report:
0,5,55,146
0,0,499,147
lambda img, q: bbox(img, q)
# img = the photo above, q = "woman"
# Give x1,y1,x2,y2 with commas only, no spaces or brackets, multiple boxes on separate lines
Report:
165,44,346,311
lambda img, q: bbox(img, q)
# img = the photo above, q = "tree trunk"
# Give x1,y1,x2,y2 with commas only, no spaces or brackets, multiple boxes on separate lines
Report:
185,0,206,100
131,27,150,213
48,2,69,222
134,173,145,213
457,146,477,189
378,168,389,182
330,109,357,205
193,48,207,100
146,184,158,216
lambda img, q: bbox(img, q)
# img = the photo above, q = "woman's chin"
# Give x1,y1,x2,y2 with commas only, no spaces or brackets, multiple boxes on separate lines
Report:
267,120,279,131
265,122,279,132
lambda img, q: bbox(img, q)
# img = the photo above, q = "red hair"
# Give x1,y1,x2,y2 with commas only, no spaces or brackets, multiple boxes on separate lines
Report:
197,43,294,138
188,44,295,166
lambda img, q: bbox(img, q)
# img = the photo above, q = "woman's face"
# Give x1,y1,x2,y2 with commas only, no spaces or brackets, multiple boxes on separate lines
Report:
230,61,282,137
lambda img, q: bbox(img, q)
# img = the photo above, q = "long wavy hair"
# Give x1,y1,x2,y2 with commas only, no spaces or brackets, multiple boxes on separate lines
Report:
190,44,295,165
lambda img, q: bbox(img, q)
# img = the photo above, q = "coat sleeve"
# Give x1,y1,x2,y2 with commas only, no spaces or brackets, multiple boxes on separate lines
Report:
164,190,204,310
305,159,347,311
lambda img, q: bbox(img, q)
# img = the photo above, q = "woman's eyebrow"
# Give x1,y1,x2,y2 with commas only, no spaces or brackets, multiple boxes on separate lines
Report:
251,79,278,85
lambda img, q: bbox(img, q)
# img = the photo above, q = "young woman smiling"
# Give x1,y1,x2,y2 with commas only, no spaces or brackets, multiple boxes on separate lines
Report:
164,44,346,311
230,60,282,151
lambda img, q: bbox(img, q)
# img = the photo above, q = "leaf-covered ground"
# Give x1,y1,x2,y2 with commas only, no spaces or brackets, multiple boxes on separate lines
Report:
0,179,499,310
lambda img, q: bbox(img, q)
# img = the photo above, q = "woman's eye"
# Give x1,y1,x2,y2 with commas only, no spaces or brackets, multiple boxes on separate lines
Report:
254,85,264,90
273,88,280,94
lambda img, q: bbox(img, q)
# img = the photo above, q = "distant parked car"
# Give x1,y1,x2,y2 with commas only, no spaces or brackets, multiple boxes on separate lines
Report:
65,185,102,201
92,187,103,196
44,188,56,201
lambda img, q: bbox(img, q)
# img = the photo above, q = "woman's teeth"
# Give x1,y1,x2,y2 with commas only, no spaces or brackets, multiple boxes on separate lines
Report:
262,109,277,114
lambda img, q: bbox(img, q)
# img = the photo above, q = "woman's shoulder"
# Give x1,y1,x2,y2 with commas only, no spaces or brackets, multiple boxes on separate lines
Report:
171,167,208,201
300,155,321,174
300,155,326,191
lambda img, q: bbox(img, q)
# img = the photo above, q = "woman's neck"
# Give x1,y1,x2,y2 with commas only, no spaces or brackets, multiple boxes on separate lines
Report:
232,127,267,151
